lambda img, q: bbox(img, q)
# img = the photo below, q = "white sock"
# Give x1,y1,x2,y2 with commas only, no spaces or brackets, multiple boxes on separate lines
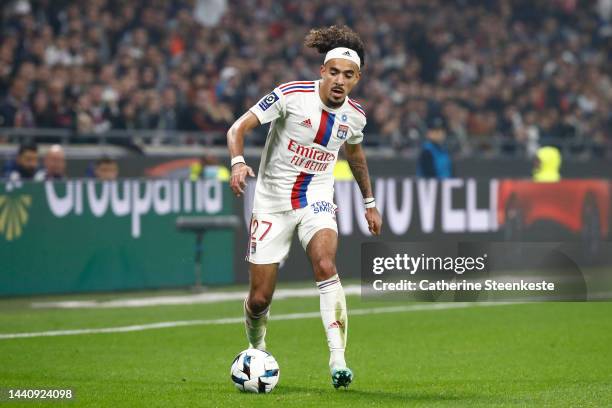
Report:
244,298,268,351
317,274,347,370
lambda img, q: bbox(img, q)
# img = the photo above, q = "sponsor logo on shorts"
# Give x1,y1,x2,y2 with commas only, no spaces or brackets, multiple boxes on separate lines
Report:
311,200,336,215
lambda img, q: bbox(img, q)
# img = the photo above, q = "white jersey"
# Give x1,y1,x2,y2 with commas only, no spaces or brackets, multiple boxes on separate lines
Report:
249,80,366,213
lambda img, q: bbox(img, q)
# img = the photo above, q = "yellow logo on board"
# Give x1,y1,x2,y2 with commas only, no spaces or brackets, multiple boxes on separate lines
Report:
0,194,32,241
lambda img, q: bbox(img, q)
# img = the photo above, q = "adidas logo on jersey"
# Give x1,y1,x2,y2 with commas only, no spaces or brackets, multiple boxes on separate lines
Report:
299,118,312,128
342,50,351,56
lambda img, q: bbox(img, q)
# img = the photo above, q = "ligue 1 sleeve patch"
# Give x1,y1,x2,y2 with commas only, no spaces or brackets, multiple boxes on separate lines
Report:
258,92,280,111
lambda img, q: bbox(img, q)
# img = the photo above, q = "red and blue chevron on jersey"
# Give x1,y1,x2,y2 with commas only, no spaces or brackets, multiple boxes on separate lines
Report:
347,98,365,116
280,81,315,95
314,110,336,147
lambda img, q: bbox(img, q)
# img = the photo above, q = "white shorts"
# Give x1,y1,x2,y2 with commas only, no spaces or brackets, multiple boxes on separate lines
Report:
246,200,338,264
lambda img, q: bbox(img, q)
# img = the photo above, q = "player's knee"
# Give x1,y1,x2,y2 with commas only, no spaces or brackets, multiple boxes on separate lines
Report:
314,258,337,280
248,293,272,314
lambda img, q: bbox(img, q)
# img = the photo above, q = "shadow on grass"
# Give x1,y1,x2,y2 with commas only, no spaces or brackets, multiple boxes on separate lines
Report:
276,384,480,403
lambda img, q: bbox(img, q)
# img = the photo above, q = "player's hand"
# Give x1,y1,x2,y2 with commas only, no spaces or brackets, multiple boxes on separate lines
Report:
230,163,255,197
365,207,382,236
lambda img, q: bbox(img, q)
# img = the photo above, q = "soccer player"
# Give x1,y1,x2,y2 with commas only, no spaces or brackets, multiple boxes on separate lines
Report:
226,25,382,389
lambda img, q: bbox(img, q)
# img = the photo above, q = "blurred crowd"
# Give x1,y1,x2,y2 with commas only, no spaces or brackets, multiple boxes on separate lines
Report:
0,0,610,153
3,142,119,181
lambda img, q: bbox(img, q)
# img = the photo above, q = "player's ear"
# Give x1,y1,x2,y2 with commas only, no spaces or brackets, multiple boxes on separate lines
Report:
319,64,326,78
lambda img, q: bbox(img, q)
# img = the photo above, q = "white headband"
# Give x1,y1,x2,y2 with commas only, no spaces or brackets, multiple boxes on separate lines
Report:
323,47,361,69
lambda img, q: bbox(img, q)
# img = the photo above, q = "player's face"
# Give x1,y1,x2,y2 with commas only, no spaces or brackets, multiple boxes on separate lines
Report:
319,59,360,108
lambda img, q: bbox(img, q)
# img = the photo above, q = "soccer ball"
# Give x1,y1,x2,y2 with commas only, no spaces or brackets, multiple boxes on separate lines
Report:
230,349,280,393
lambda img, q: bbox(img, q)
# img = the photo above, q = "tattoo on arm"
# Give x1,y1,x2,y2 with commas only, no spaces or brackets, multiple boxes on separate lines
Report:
346,145,373,198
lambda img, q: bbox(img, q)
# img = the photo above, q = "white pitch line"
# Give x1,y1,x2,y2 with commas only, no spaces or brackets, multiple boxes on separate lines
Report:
0,302,517,340
31,286,363,310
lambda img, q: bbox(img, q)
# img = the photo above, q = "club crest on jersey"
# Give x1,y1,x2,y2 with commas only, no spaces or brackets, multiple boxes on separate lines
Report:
336,124,349,140
258,92,279,111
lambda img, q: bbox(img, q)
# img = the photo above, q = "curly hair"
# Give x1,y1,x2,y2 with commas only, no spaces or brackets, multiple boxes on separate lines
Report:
304,25,365,68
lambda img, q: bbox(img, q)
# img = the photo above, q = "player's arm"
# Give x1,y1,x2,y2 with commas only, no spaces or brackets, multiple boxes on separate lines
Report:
228,88,286,197
227,111,259,197
344,143,382,235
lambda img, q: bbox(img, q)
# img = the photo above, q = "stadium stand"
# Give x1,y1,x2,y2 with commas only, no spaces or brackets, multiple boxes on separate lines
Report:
0,0,610,157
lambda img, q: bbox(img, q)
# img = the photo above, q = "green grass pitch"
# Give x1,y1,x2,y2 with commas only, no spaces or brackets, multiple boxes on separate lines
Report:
1,285,611,407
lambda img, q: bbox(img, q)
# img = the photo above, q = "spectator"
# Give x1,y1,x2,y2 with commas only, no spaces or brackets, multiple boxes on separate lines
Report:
137,92,162,129
114,101,139,130
35,144,66,180
75,93,94,133
417,116,453,179
31,89,55,128
86,83,114,133
5,142,39,181
0,78,34,128
181,88,233,132
158,87,180,131
94,156,119,180
46,78,73,128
